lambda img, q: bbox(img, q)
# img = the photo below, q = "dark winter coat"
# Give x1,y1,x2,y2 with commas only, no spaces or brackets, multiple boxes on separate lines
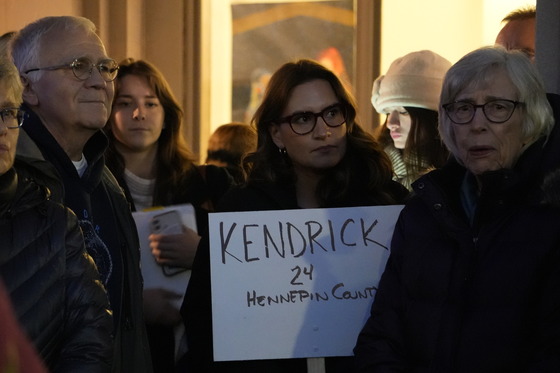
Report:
16,108,153,373
354,158,560,372
0,164,113,372
109,162,232,373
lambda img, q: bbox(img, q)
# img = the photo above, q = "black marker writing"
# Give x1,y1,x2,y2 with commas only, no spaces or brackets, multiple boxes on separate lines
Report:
246,282,378,307
219,218,383,264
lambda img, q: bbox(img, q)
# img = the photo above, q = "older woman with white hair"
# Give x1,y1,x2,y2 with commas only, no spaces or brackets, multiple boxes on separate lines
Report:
354,46,560,372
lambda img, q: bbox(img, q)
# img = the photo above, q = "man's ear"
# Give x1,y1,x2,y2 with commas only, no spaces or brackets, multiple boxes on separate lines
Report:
20,75,39,106
269,123,284,149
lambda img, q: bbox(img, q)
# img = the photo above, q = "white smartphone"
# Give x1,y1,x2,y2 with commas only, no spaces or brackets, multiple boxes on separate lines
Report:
150,210,186,277
150,210,183,235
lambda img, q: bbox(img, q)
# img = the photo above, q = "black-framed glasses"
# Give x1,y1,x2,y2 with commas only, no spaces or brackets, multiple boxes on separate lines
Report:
442,99,522,125
0,108,26,129
276,103,347,135
24,57,119,82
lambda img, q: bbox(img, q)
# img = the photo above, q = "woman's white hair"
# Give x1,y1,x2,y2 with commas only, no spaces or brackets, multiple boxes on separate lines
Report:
438,46,554,158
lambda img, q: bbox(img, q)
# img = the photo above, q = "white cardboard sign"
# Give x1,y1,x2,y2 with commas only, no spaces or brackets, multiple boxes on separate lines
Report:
209,205,404,361
133,203,197,359
132,204,197,309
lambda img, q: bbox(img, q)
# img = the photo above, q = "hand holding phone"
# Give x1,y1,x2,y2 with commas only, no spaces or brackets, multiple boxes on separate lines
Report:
150,211,187,276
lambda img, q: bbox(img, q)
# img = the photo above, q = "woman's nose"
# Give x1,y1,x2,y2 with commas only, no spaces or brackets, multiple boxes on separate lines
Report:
312,115,335,139
469,107,490,131
386,111,400,128
133,107,145,120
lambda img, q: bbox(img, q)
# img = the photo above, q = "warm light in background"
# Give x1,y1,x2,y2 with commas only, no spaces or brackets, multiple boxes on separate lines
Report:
380,0,536,69
207,0,536,133
483,0,536,45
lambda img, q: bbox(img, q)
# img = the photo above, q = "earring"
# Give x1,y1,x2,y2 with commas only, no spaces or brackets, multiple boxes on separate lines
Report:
278,147,287,154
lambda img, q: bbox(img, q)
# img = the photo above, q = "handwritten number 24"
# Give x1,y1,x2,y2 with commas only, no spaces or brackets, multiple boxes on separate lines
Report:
291,264,314,285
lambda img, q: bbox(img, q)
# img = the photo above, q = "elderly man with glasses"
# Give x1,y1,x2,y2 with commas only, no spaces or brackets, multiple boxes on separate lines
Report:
0,53,113,371
10,16,152,373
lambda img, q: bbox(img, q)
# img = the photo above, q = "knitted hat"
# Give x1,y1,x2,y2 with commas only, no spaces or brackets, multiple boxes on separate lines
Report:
371,50,452,113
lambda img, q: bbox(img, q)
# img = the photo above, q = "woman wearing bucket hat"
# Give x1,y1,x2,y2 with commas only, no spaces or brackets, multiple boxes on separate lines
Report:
371,50,451,190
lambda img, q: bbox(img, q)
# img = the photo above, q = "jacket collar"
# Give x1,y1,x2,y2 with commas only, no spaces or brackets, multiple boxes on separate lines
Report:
414,141,544,211
19,104,109,190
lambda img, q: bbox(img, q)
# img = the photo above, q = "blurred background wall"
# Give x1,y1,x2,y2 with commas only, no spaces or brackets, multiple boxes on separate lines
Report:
0,0,536,162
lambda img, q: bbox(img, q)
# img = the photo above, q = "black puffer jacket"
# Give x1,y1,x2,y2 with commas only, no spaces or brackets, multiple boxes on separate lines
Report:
354,159,560,372
0,165,113,372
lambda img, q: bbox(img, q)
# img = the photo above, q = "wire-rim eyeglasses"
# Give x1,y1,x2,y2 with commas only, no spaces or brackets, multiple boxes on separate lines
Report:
24,57,119,82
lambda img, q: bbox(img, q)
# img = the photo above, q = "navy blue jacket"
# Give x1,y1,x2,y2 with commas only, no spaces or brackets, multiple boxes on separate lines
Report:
354,157,560,372
16,107,153,373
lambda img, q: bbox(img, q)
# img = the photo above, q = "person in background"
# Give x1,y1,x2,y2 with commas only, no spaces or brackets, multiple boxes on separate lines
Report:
354,46,560,372
371,50,451,190
205,122,257,183
10,16,152,372
495,5,536,61
494,4,560,193
0,54,112,371
182,59,408,372
104,57,232,372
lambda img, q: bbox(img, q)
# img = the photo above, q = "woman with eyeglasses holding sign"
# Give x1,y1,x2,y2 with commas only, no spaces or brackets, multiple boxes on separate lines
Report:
354,47,560,372
180,59,409,372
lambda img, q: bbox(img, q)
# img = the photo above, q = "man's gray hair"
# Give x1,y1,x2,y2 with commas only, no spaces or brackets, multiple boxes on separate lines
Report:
11,16,97,79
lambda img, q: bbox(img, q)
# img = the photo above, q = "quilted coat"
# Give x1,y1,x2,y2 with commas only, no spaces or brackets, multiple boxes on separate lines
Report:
0,166,113,372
